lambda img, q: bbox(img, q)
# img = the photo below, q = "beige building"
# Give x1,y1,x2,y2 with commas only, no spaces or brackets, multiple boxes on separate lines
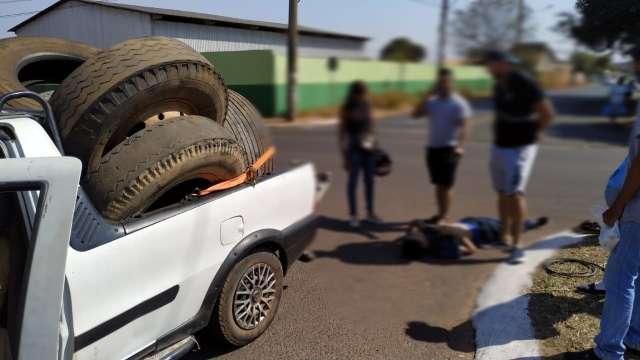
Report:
510,42,573,89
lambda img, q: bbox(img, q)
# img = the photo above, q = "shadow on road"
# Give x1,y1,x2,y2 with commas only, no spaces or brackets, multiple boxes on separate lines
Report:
405,320,475,353
471,92,608,118
405,294,602,360
316,216,408,240
315,216,507,266
472,90,631,146
187,342,237,359
549,94,608,117
312,240,506,267
546,121,630,146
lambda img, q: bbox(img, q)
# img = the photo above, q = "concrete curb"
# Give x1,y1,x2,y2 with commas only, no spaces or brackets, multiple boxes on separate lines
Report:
473,231,589,360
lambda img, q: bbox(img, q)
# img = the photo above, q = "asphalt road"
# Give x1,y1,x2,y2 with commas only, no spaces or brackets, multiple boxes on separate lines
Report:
188,85,626,360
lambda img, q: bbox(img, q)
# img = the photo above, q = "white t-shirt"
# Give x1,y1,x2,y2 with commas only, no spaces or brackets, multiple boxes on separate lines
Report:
424,93,472,148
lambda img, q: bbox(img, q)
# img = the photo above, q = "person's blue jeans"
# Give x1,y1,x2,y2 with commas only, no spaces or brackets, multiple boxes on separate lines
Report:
595,221,640,360
346,141,375,216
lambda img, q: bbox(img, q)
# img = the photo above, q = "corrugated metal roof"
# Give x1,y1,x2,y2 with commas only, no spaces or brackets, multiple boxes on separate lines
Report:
9,0,369,41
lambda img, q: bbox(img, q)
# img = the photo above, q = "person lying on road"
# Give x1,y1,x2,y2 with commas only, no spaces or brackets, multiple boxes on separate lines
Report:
402,216,548,260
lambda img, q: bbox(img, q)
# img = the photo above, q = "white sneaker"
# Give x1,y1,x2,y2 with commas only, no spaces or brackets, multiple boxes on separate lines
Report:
508,247,525,264
349,217,360,228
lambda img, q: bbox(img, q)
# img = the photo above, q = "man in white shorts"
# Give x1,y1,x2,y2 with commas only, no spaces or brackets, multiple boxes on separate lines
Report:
485,50,555,262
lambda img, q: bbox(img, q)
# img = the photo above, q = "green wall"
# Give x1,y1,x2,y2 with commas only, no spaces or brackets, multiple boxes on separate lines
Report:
204,50,492,117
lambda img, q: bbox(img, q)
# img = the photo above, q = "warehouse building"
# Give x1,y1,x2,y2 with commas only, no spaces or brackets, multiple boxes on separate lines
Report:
9,0,368,58
10,0,492,116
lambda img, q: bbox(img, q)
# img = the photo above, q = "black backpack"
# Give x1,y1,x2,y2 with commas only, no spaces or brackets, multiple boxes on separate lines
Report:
374,148,392,177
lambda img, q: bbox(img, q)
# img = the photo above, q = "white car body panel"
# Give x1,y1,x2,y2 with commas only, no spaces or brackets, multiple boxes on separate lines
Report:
0,117,60,157
0,116,318,360
0,156,81,360
69,165,315,359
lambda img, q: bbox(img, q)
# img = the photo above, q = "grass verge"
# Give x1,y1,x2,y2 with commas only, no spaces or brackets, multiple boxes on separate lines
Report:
528,235,607,358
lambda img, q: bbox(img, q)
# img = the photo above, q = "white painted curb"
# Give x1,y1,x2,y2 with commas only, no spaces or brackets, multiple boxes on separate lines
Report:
473,231,589,360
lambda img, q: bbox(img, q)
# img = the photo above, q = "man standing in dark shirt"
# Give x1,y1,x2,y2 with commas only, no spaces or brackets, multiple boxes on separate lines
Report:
485,50,555,263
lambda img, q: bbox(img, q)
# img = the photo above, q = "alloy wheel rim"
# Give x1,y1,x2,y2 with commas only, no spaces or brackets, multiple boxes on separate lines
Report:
233,263,277,330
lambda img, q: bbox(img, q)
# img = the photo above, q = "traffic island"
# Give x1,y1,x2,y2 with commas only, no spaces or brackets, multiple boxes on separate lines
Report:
473,231,587,360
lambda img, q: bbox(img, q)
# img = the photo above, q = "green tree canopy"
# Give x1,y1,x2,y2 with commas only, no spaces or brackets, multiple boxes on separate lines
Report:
379,37,426,62
451,0,535,55
570,0,640,51
570,52,611,76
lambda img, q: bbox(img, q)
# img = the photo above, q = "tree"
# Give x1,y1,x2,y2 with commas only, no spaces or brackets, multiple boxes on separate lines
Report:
451,0,535,55
553,12,578,40
569,0,640,51
570,52,611,76
379,38,426,62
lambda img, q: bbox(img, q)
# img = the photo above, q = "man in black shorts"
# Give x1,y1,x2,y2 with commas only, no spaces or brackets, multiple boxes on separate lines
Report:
413,68,473,223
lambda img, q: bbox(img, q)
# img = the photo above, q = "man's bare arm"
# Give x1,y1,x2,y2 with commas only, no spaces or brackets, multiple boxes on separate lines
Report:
534,99,555,130
412,101,428,118
604,152,640,226
456,117,470,153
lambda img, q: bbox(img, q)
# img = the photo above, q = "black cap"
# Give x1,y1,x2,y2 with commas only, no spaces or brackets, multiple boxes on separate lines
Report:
484,49,520,65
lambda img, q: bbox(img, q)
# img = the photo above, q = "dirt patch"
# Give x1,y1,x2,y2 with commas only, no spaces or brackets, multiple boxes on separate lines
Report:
528,236,608,358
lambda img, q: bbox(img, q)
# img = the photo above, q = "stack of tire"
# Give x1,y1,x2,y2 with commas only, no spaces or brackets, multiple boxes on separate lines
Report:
1,36,273,222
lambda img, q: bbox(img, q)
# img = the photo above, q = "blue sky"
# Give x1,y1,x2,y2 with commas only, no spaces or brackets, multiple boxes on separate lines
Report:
0,0,577,61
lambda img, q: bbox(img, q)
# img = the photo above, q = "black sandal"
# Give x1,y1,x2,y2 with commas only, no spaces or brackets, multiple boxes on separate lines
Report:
576,283,606,296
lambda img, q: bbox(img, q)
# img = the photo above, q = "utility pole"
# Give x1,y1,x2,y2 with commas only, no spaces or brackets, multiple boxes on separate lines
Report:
287,0,298,122
436,0,449,70
515,0,525,44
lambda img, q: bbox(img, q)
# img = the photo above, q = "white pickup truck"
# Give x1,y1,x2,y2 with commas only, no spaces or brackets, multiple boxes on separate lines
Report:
0,92,328,360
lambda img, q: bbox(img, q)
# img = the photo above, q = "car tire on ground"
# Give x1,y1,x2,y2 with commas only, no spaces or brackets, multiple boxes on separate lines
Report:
224,90,274,176
50,36,228,173
0,37,98,109
211,251,284,346
84,115,246,222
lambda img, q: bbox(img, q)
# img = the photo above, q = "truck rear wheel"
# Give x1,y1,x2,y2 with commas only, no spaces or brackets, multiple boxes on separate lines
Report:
0,37,98,109
50,36,228,173
84,115,246,222
224,90,274,176
211,251,284,346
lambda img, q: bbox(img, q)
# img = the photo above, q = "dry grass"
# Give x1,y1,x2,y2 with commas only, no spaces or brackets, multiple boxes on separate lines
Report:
293,89,489,120
528,236,609,358
295,91,420,119
370,91,421,110
298,106,340,118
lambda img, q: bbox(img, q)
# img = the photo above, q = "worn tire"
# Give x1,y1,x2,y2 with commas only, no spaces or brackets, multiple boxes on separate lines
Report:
50,36,228,173
0,37,98,109
224,90,274,176
84,115,246,222
211,251,284,346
